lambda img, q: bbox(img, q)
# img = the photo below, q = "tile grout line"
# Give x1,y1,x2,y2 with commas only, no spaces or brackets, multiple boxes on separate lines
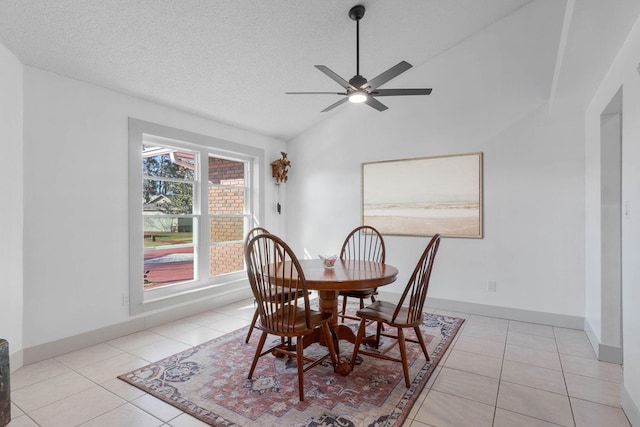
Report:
554,326,577,427
494,321,579,427
491,319,510,426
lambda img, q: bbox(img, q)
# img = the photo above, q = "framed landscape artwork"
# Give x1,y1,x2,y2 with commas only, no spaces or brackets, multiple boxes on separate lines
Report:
362,152,483,238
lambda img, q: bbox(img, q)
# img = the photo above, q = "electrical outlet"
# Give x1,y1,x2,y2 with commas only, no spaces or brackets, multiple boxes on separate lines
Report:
487,281,497,292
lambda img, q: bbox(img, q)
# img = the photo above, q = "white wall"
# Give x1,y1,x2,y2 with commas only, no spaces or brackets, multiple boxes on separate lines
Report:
287,102,585,317
0,42,24,369
586,14,640,424
21,67,286,350
286,5,586,322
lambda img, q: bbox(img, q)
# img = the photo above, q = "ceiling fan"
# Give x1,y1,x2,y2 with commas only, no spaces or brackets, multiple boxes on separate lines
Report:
286,4,432,112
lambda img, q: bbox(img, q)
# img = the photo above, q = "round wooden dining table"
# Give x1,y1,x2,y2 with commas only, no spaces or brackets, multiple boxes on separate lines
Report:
296,258,398,375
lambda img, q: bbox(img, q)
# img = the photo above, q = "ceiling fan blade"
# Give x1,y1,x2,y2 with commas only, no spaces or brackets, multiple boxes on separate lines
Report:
315,65,354,90
365,61,413,90
373,88,432,96
365,97,388,112
321,97,349,112
286,92,347,95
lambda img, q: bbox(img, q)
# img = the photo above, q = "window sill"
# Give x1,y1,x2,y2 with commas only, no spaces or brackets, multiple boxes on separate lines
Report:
131,275,250,315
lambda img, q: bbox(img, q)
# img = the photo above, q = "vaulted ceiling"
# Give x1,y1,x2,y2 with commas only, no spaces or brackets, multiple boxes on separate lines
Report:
1,0,639,141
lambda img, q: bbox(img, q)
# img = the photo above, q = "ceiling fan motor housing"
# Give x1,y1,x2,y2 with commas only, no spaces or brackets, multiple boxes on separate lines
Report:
349,74,368,89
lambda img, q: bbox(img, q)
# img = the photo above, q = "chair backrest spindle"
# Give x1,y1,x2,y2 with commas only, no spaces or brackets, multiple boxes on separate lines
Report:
340,225,386,263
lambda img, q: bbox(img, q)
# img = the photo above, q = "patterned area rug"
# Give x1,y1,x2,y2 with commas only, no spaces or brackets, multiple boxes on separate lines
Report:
119,305,463,426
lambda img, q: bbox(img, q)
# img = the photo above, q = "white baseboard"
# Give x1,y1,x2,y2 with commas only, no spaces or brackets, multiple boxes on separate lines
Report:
622,384,640,426
599,343,624,364
19,290,589,367
23,287,253,365
9,348,23,374
584,318,600,356
583,318,624,363
378,293,583,329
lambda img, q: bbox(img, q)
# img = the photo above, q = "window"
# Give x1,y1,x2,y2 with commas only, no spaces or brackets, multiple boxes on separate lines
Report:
129,119,264,314
143,145,196,288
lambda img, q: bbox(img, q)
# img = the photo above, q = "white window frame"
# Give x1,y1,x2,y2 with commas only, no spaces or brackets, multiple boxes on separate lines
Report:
128,118,264,315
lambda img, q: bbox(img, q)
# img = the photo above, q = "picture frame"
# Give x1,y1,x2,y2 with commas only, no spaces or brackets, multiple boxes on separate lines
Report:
362,152,483,238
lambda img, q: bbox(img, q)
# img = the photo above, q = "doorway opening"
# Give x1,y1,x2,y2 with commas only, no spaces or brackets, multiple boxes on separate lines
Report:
598,87,623,363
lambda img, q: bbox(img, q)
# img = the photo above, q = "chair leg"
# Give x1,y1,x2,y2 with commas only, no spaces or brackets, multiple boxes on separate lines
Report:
351,319,367,367
248,331,268,379
375,321,383,347
397,328,411,388
245,309,259,343
341,295,348,316
359,297,365,309
414,326,430,361
296,336,305,401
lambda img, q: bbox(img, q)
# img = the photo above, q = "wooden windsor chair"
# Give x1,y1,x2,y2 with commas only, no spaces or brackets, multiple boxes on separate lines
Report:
245,233,337,401
350,234,441,387
244,227,307,343
338,225,386,319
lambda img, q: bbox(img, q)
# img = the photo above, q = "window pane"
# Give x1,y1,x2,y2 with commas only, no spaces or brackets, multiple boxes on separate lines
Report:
143,146,195,180
208,157,244,185
143,179,193,214
210,243,244,276
144,247,194,287
144,218,193,247
210,217,243,243
208,156,245,277
208,186,245,214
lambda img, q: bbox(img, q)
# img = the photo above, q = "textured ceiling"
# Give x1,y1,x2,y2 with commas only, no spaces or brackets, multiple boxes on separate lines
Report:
1,0,639,141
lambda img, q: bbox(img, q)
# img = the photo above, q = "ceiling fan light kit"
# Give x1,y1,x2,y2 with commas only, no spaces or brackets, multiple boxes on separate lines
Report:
349,91,368,103
286,4,432,112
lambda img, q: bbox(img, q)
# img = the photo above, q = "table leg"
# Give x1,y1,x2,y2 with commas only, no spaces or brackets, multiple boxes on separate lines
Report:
318,290,339,326
317,290,353,375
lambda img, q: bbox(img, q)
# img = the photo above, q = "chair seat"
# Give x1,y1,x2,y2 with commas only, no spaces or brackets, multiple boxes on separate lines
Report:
356,300,423,327
259,305,333,334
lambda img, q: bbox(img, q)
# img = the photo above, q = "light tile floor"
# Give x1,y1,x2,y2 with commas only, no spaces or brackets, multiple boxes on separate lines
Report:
7,300,630,426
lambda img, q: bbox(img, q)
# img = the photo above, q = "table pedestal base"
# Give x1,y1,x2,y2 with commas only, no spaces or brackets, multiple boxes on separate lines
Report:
300,291,381,375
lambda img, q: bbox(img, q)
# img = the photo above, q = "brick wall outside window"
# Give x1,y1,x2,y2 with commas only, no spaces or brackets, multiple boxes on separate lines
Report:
210,243,244,276
208,157,246,276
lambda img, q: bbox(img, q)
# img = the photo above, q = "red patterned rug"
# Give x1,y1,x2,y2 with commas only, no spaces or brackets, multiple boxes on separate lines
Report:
119,305,463,426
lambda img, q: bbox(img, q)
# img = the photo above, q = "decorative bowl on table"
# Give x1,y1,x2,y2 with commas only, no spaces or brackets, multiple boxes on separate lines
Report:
319,254,338,269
